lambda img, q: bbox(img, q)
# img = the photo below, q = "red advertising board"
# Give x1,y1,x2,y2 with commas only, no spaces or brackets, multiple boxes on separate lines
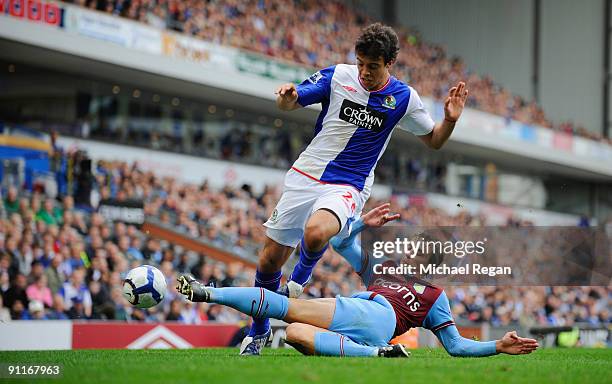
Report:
0,0,62,26
72,322,240,349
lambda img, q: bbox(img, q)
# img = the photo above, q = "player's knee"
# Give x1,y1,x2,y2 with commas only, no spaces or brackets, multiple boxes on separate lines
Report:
285,323,316,355
303,224,330,251
285,323,310,345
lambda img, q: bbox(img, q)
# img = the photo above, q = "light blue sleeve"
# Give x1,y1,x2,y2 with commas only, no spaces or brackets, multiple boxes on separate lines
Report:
435,325,498,357
422,291,455,330
296,66,336,107
426,291,498,357
329,219,371,285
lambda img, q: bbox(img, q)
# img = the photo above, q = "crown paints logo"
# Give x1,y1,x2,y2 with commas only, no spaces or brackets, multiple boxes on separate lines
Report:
339,99,386,132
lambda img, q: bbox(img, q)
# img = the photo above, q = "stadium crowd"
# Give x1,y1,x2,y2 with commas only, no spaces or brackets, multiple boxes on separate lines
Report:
1,159,609,330
66,0,611,145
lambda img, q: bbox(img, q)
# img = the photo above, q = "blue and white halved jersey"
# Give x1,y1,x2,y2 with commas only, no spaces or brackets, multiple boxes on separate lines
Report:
293,64,435,199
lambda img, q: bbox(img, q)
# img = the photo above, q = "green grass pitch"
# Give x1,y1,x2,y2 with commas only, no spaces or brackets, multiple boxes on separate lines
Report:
0,348,610,384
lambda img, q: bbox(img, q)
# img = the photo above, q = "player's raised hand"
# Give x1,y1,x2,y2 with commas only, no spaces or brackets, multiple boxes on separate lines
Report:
275,83,300,111
497,331,539,355
275,83,299,102
444,81,468,123
362,203,400,228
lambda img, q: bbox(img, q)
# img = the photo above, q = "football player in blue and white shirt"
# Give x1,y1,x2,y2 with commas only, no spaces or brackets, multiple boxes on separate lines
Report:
241,23,469,355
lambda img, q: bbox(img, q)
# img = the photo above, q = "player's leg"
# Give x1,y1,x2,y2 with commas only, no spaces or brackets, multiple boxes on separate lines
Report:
283,299,408,357
286,187,362,296
260,170,321,308
248,236,293,337
285,322,380,357
326,292,409,357
284,323,324,355
244,169,316,353
284,301,381,357
284,297,336,326
287,209,340,288
178,276,334,328
177,278,408,357
177,278,385,357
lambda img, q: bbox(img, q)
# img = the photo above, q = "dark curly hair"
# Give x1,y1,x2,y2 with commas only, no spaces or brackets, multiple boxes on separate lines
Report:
354,23,400,64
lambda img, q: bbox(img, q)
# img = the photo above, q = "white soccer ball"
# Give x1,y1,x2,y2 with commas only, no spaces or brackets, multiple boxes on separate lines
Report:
122,265,167,309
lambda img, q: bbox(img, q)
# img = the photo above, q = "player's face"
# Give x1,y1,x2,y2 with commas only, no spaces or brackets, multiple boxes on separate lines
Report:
356,53,391,91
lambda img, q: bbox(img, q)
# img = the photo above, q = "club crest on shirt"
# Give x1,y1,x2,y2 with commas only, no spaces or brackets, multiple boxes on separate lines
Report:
382,95,396,109
269,209,279,224
308,71,323,84
413,283,425,294
339,99,386,132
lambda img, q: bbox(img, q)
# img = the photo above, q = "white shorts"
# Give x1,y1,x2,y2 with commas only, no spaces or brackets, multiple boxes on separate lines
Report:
264,168,365,247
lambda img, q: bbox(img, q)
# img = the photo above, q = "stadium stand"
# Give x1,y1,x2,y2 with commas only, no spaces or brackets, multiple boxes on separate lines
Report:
1,148,609,327
84,122,449,191
64,0,611,145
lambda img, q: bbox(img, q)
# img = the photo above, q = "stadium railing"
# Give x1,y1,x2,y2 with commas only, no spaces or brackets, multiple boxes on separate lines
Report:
142,217,257,269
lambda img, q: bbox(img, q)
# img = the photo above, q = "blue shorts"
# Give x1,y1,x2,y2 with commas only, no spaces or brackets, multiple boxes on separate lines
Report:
329,291,396,347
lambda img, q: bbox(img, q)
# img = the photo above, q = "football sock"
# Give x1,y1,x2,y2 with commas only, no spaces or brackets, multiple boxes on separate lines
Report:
314,332,378,357
290,238,328,285
209,287,289,322
248,269,282,337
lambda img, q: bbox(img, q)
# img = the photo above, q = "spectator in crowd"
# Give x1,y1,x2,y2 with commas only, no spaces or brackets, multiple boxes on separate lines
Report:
67,297,87,319
11,299,30,320
28,261,45,285
26,274,53,308
45,254,66,294
4,273,28,310
110,286,130,321
60,268,92,318
3,186,19,215
0,294,11,322
165,298,184,322
0,190,6,221
89,280,115,319
36,198,62,226
47,294,69,320
28,300,47,320
0,269,10,296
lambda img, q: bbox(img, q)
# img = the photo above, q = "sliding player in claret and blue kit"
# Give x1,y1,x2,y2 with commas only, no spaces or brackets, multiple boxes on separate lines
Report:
176,203,538,358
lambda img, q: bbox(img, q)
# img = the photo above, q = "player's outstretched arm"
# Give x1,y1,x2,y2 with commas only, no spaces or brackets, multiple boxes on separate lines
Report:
330,203,399,284
427,291,538,357
419,81,468,150
331,203,400,250
435,324,497,357
435,325,538,357
275,83,302,111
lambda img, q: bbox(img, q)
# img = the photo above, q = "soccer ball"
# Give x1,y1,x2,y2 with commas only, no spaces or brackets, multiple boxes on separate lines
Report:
122,265,167,308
